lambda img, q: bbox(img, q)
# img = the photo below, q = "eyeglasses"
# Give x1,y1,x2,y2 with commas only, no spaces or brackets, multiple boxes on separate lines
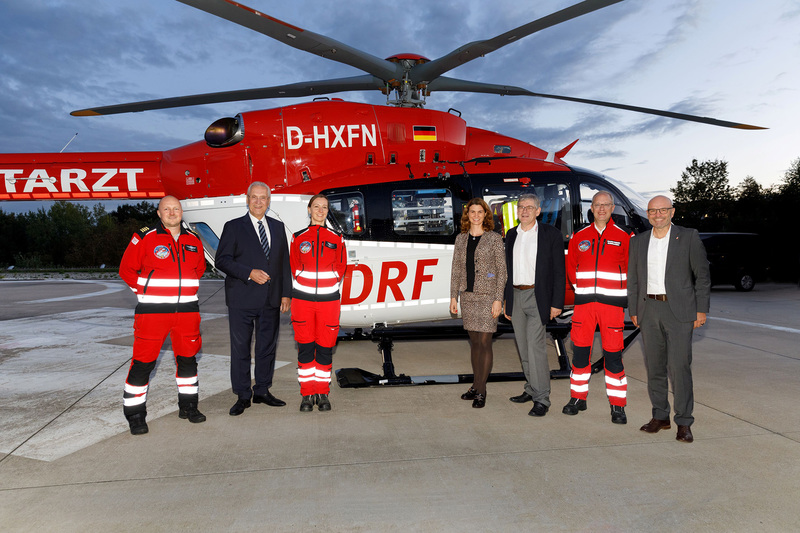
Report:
592,203,614,209
647,207,673,215
518,205,538,212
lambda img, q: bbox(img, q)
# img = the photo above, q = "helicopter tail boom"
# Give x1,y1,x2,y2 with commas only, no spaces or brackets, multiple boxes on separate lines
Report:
0,152,165,201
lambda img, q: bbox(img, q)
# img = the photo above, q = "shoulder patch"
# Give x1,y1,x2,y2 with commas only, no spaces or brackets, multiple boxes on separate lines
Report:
131,226,150,240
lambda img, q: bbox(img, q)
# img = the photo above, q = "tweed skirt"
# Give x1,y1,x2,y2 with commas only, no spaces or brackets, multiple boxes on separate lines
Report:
459,291,499,333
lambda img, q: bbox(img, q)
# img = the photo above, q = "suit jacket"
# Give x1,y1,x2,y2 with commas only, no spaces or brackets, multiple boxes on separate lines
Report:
215,213,292,309
504,222,566,325
628,224,710,323
450,230,507,302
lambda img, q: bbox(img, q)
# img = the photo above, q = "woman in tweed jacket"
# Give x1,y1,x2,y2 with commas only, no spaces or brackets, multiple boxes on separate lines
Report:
449,198,507,408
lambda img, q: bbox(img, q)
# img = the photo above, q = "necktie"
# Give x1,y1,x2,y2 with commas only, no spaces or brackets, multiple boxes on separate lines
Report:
258,220,270,259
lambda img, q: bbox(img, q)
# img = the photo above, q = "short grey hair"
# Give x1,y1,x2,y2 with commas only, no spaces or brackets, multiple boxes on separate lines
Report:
518,193,540,209
247,181,270,197
592,190,615,205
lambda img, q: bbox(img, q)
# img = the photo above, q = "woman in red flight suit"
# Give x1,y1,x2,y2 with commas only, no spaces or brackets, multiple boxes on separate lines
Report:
290,194,348,412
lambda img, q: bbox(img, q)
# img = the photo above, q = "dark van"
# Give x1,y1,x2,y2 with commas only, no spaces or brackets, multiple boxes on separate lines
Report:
699,233,764,291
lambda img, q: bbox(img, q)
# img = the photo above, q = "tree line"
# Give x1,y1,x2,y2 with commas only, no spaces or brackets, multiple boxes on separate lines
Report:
1,157,798,281
671,157,800,281
0,202,157,269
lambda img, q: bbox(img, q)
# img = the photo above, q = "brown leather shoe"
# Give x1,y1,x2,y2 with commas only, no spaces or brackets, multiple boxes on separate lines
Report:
676,425,694,443
640,418,671,433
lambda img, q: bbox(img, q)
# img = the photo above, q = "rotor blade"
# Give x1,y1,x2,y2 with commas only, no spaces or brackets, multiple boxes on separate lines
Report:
427,77,767,130
412,0,624,82
71,75,385,116
176,0,400,82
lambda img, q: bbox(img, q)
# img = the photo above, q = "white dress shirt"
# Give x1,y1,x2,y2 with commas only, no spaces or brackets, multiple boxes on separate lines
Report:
646,225,671,294
513,222,538,285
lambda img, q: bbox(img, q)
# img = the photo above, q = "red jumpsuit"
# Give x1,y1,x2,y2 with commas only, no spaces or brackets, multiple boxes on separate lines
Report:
290,225,347,395
118,222,206,420
566,220,631,406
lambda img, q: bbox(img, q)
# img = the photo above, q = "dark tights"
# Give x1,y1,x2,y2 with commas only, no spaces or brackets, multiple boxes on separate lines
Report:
468,330,494,395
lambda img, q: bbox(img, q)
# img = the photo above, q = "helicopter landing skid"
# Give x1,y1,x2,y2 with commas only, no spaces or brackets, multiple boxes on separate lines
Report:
335,322,575,388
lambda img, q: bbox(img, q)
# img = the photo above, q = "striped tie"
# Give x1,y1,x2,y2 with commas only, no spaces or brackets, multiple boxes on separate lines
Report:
258,220,270,259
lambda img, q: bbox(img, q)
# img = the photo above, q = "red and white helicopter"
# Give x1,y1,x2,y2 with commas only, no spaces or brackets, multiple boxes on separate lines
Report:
0,0,763,384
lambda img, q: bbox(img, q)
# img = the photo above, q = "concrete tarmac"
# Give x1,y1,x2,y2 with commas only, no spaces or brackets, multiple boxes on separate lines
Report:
0,277,799,532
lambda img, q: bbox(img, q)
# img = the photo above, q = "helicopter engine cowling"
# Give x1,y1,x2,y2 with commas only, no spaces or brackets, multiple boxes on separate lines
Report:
205,115,244,148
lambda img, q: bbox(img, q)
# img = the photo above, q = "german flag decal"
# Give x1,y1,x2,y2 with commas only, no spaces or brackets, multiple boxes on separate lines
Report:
413,125,437,141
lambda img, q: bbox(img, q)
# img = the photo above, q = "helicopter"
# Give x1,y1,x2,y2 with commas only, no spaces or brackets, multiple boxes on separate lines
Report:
0,0,764,385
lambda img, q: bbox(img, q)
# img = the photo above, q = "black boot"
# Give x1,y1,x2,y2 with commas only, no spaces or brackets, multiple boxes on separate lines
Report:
562,397,587,415
300,395,316,412
610,405,627,424
179,402,207,423
127,413,149,435
317,393,331,411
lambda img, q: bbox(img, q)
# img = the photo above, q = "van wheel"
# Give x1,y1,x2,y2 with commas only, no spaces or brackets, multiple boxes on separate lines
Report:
734,272,755,291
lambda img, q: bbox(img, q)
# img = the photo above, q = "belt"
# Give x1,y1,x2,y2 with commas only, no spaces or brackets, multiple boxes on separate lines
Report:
647,294,667,301
513,284,535,290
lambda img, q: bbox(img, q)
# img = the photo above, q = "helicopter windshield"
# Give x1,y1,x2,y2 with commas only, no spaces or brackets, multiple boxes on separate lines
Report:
600,174,648,214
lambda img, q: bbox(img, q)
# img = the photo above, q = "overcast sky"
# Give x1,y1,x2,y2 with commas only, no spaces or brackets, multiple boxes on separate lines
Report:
1,0,798,213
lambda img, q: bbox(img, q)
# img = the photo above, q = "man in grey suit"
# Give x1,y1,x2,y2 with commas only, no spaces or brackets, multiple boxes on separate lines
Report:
504,193,565,417
628,195,710,443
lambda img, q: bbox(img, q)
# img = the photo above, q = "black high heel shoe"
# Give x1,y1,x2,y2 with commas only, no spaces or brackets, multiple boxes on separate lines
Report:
461,387,478,400
472,393,486,408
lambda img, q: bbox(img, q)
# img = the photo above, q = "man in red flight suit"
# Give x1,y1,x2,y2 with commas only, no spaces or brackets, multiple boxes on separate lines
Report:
564,191,631,424
118,195,207,435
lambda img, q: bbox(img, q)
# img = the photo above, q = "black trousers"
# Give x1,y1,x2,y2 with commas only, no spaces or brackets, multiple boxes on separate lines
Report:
228,304,281,399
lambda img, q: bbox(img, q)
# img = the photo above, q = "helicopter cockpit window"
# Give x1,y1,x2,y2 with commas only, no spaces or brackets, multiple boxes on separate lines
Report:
392,188,453,236
580,182,634,229
186,222,219,262
327,192,366,236
482,182,572,241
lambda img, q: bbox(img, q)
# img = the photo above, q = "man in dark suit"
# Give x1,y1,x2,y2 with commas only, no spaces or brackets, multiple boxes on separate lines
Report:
504,193,565,417
628,195,710,443
215,182,292,416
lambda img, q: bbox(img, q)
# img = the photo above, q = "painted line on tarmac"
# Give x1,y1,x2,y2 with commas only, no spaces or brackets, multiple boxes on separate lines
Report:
17,279,126,303
713,316,800,335
0,306,289,462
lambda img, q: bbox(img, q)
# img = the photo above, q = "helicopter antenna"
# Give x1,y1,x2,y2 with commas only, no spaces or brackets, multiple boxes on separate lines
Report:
59,133,78,153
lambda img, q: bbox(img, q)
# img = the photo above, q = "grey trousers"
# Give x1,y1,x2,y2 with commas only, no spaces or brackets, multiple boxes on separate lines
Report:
639,299,695,426
510,288,550,406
